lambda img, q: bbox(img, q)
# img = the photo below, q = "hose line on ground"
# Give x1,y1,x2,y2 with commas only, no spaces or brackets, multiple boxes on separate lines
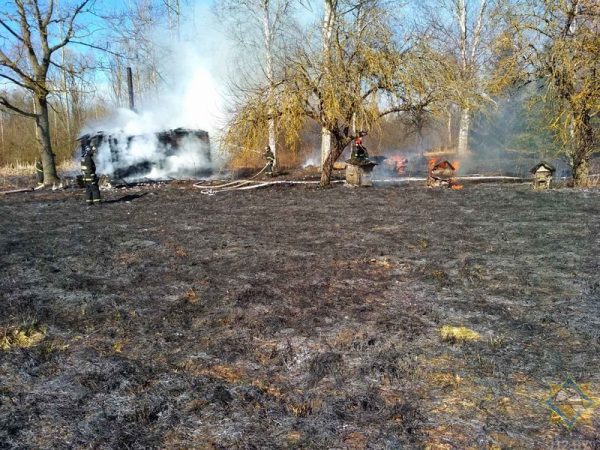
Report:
193,163,271,193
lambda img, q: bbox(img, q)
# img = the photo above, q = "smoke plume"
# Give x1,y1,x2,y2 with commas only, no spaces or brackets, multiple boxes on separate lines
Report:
80,6,231,181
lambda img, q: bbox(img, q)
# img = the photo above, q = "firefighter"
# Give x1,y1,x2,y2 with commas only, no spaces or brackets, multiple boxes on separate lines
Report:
34,158,44,189
81,145,101,205
351,131,369,160
264,145,275,176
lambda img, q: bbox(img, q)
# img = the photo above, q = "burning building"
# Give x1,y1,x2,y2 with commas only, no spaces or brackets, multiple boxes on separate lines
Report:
77,128,212,182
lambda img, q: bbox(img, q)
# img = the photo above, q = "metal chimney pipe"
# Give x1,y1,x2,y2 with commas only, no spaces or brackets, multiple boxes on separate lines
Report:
127,67,135,110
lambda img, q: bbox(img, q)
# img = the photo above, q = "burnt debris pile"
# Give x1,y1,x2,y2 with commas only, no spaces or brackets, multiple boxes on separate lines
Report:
77,128,212,182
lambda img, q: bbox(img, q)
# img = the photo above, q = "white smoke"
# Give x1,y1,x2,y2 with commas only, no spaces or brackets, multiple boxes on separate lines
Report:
302,156,321,168
80,6,231,181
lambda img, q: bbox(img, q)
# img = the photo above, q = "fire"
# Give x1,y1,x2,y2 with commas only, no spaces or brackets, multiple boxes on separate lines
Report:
427,158,463,189
428,158,437,171
387,155,408,174
429,160,456,174
451,160,460,171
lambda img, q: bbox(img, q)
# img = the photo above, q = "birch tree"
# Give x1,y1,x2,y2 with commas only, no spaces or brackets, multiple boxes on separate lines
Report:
217,0,295,173
0,0,93,184
318,0,381,169
417,0,504,155
163,0,181,41
319,0,337,170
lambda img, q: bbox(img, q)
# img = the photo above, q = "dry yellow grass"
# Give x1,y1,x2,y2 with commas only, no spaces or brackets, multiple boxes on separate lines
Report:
0,327,45,351
439,326,480,343
195,364,245,384
0,160,77,177
112,341,125,353
344,431,369,450
287,431,302,444
0,161,36,177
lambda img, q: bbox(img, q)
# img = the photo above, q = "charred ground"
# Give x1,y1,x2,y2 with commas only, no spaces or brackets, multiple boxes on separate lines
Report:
1,178,599,449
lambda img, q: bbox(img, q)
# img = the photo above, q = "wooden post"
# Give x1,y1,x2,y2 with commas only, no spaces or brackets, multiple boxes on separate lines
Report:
127,67,135,111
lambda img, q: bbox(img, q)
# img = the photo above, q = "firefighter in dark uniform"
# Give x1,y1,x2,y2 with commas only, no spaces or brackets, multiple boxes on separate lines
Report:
351,131,369,160
81,145,101,205
34,158,44,189
264,145,275,176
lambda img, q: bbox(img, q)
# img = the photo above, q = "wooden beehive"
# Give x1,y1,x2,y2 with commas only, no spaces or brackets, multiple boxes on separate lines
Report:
530,161,555,189
427,160,456,188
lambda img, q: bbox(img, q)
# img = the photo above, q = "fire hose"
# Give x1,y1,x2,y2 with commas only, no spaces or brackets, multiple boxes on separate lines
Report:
193,163,272,194
0,188,33,195
196,179,341,195
193,163,348,195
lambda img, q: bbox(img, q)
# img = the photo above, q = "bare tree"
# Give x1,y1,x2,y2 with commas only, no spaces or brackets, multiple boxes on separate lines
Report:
0,90,39,164
103,0,169,108
319,0,338,170
0,0,93,184
415,0,504,155
216,0,295,173
317,0,385,169
163,0,181,41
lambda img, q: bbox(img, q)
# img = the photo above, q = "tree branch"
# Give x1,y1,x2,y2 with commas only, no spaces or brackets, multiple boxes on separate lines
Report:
0,72,30,90
0,95,38,118
0,48,35,84
49,0,91,54
0,17,25,43
68,40,126,58
44,0,55,28
15,0,40,74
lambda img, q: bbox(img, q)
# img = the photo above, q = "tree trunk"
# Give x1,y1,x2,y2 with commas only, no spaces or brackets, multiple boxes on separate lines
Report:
447,108,453,148
571,111,594,187
0,114,4,153
457,107,470,155
321,127,331,170
572,157,590,187
320,134,346,186
268,116,277,171
262,1,277,173
417,127,424,156
320,0,336,171
36,96,59,184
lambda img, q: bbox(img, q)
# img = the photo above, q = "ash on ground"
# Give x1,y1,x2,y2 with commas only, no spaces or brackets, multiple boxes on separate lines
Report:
1,180,599,448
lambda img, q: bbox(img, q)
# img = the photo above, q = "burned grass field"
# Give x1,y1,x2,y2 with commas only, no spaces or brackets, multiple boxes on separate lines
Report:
1,181,599,449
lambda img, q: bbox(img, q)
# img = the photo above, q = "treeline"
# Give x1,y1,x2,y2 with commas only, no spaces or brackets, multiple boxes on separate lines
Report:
0,0,183,181
0,92,108,167
219,0,600,186
0,0,598,186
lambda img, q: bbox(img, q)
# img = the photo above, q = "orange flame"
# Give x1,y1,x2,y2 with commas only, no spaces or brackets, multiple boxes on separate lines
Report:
451,184,463,190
